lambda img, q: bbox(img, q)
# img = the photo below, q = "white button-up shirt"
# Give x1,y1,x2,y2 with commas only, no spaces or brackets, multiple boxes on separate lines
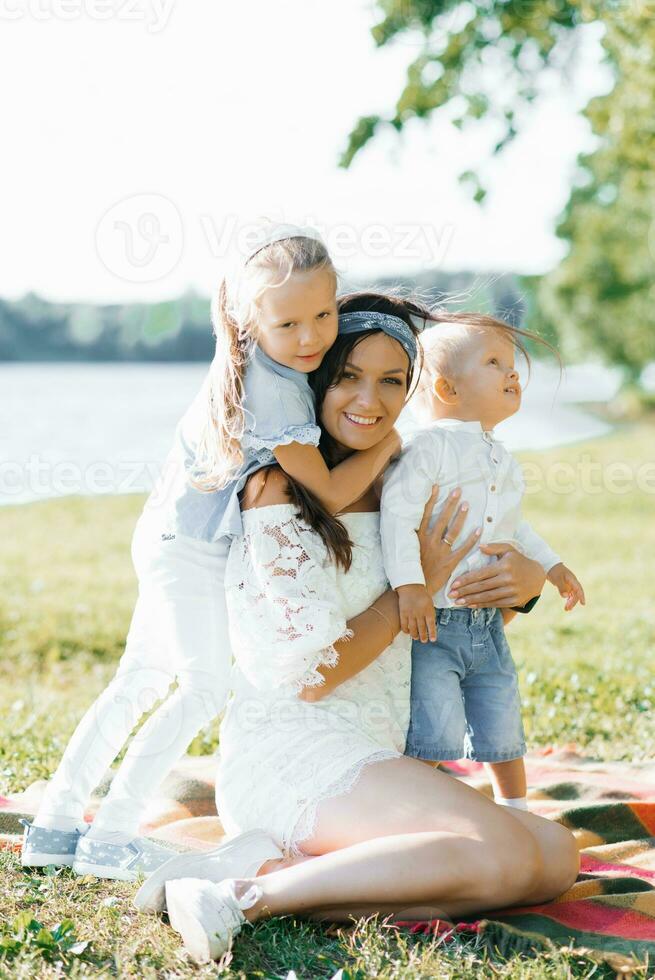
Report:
380,418,560,607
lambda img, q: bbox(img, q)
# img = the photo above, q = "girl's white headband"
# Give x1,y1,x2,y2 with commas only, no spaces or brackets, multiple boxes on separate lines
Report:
224,223,326,308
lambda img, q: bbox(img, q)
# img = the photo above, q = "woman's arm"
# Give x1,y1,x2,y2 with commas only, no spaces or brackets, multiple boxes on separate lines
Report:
273,430,400,516
300,486,481,701
298,588,400,702
447,542,546,609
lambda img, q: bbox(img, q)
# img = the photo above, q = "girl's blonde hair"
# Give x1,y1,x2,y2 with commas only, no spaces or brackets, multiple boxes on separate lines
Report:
191,235,336,492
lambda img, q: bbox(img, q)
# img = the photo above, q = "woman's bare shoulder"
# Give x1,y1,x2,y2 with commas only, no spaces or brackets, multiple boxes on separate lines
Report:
240,466,290,511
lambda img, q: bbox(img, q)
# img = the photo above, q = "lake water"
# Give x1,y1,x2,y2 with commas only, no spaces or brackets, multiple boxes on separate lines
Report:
0,361,621,507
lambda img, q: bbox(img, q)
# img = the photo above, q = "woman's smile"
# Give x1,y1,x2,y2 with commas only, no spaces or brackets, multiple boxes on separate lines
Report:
343,412,382,427
320,333,410,451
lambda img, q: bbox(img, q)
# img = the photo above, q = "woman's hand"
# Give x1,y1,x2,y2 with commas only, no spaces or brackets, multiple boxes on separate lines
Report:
448,542,546,609
417,486,481,597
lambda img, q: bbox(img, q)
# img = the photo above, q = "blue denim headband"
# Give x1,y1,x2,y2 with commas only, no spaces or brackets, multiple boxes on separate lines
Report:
338,310,418,367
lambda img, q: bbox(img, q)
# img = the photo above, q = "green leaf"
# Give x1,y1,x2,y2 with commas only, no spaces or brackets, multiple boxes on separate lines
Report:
50,920,75,942
11,912,40,937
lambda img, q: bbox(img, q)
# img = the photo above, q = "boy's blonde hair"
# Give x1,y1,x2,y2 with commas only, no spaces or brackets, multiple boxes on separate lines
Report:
420,311,559,384
191,235,336,492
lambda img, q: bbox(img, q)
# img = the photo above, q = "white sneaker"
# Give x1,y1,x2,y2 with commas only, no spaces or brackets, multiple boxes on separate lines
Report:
165,878,262,962
133,828,281,913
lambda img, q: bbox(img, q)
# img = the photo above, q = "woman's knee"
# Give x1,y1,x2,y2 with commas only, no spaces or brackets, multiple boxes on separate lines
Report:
511,812,580,902
480,824,544,908
495,820,578,906
538,822,579,899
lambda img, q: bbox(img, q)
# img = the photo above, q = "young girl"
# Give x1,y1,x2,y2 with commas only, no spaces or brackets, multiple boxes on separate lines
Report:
21,223,400,881
380,312,586,809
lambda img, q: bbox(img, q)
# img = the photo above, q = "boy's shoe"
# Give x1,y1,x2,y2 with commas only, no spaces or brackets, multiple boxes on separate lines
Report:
133,828,281,913
72,835,177,881
165,878,262,962
20,819,85,868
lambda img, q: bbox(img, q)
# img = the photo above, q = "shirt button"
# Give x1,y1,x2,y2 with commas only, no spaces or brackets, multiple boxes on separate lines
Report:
490,485,496,492
486,516,493,523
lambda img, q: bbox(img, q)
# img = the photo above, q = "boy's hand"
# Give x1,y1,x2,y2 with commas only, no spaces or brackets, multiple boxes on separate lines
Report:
397,584,437,643
547,562,586,611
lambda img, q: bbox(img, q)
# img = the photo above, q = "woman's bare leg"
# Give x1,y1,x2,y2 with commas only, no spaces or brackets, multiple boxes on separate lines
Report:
307,757,577,903
236,757,577,923
258,855,313,875
497,804,579,902
243,830,533,922
411,763,573,902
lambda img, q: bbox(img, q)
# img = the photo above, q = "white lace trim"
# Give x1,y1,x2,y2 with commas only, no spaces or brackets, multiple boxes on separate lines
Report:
285,748,401,858
292,629,353,693
242,423,321,457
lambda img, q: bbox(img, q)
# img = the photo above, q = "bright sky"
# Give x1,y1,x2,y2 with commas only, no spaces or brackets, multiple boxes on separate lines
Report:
0,0,609,303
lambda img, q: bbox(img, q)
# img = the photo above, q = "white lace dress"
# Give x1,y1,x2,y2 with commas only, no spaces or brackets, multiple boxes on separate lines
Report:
215,504,411,856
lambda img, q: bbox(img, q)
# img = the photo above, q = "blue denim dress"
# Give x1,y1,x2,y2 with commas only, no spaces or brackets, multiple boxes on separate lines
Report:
143,345,321,542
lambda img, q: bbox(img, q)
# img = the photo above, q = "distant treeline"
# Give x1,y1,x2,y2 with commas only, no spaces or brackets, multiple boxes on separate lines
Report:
1,273,526,362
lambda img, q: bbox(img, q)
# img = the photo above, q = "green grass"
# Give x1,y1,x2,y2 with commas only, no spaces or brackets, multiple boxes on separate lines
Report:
0,422,653,977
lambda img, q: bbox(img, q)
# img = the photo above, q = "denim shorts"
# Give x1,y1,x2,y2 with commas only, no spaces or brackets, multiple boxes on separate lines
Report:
405,607,526,763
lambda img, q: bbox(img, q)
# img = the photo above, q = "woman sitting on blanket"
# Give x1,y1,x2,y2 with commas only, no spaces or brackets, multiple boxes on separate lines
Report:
135,293,579,963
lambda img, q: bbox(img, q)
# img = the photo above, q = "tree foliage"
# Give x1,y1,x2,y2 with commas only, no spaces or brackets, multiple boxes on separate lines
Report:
538,4,655,375
342,0,655,372
341,0,590,191
0,291,213,362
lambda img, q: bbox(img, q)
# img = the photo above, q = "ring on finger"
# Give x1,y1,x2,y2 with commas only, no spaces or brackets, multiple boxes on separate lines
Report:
442,535,453,547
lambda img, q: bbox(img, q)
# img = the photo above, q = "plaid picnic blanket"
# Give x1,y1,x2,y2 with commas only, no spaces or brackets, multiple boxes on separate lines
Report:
400,749,655,968
3,746,655,966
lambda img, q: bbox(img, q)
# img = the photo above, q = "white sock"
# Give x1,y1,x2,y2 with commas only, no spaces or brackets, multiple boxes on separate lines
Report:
495,796,528,810
86,827,134,846
33,813,85,833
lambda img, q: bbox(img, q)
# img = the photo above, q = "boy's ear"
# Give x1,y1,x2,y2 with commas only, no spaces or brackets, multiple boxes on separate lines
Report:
434,375,457,405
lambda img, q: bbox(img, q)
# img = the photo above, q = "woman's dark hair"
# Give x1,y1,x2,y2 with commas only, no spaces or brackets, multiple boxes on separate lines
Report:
275,291,558,571
281,290,432,572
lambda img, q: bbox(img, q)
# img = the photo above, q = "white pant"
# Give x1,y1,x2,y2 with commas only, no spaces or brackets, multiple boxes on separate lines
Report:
36,516,232,837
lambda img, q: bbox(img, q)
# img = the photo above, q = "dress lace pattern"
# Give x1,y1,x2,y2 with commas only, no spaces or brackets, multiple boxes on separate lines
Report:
217,506,412,857
225,511,353,694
